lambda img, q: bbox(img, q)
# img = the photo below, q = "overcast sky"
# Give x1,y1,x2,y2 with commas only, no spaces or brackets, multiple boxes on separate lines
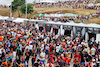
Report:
0,0,36,5
0,0,69,5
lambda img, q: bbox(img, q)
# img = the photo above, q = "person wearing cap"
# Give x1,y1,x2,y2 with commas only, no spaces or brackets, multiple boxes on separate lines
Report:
81,62,85,67
1,62,8,67
13,59,18,67
46,61,54,67
91,58,96,67
38,61,43,67
20,57,27,67
19,64,23,67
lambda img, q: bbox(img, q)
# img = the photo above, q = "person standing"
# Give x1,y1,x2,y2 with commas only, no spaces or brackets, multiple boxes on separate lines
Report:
40,49,46,67
91,47,96,57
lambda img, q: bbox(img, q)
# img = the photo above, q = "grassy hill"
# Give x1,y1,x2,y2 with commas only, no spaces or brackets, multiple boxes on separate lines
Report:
0,7,100,24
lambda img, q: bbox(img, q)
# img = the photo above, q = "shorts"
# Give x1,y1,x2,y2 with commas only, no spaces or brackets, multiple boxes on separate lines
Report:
66,63,70,65
41,60,45,65
45,50,49,54
32,62,34,65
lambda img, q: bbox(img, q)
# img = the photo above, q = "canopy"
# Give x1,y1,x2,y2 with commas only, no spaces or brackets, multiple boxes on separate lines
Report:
13,18,28,23
0,16,4,20
33,1,36,3
40,0,55,3
39,21,100,28
95,3,100,7
36,13,78,17
0,16,9,20
87,3,94,7
6,17,15,21
35,14,43,16
29,19,46,23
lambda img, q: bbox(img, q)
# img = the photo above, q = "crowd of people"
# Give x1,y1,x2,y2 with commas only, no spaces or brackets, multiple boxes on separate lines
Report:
34,11,100,23
0,20,100,67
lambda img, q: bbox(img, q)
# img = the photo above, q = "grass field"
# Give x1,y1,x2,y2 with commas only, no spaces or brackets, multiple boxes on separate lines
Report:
0,7,100,24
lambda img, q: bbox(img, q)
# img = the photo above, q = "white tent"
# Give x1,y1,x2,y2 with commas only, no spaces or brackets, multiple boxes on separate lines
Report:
0,16,9,20
29,19,45,23
13,18,28,23
42,21,100,28
3,16,9,20
0,16,4,20
40,0,55,3
87,3,94,7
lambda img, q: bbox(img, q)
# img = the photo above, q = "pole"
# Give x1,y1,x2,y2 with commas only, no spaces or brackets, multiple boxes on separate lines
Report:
26,0,27,19
10,3,12,17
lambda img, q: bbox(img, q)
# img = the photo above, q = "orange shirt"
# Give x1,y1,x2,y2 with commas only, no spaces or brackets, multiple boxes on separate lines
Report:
0,36,3,41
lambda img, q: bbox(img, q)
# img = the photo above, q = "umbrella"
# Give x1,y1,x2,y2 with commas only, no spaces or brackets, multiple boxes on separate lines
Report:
35,14,40,16
33,1,36,3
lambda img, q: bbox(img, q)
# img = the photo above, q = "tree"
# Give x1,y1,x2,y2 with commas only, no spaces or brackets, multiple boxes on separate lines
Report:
20,4,34,18
11,0,25,17
12,0,25,11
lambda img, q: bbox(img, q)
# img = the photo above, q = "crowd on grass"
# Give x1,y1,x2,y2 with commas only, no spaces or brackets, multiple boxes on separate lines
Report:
0,21,100,67
34,11,100,23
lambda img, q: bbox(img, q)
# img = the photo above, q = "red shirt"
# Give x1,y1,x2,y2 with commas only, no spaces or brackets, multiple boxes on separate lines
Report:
50,57,54,63
74,54,81,63
66,58,70,63
50,45,55,53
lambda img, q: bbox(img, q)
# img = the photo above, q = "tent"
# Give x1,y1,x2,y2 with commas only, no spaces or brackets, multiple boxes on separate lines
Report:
94,3,100,7
3,16,9,20
0,16,4,20
6,17,15,21
29,19,45,23
36,14,40,16
40,0,55,3
41,21,100,28
13,18,28,23
87,3,94,7
0,16,9,20
35,13,78,17
35,14,44,16
41,14,45,17
33,1,36,3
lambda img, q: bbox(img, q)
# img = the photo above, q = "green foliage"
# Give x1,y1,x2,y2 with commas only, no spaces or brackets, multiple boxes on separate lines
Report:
20,4,34,14
12,0,25,11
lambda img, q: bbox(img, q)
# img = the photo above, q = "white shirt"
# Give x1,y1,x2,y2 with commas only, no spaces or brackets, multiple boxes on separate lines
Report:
41,44,44,51
45,46,49,50
29,45,33,50
19,44,22,51
91,48,96,55
40,52,45,60
56,46,61,52
91,62,96,67
25,46,29,51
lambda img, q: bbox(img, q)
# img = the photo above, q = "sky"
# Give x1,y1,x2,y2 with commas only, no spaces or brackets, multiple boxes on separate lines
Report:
0,0,36,5
0,0,70,5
